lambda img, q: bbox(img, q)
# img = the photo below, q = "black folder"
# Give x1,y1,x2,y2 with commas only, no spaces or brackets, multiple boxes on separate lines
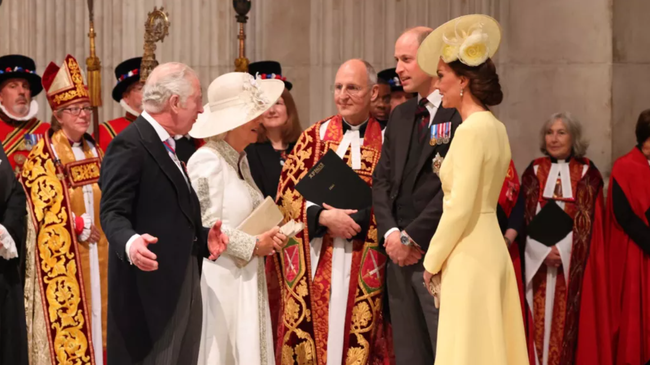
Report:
295,149,372,210
527,200,574,246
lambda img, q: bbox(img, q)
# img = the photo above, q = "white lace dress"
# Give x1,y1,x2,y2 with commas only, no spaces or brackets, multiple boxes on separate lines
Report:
187,140,274,365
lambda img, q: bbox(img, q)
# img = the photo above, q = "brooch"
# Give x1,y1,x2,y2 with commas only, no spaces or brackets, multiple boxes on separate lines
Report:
432,152,444,176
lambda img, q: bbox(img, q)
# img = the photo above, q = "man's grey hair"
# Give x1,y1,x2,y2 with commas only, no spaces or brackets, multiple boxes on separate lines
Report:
142,62,197,114
540,111,589,158
357,59,377,86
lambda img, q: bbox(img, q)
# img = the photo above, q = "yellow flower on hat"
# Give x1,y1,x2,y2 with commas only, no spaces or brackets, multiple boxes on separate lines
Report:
441,44,460,63
458,30,490,66
419,15,502,75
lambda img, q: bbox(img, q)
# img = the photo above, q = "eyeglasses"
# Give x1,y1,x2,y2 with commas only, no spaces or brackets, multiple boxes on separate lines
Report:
332,84,368,97
59,106,93,116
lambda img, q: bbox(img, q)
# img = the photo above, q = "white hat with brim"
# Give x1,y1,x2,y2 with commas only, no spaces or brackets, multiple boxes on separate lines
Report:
417,14,502,76
189,72,285,139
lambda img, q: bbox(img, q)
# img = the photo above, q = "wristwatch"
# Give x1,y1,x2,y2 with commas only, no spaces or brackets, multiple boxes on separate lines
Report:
400,231,413,246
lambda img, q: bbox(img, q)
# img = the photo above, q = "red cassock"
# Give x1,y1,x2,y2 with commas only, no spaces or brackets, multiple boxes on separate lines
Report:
606,147,650,365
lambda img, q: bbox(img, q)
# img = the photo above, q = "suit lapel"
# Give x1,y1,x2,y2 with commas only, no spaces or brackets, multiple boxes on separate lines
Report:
415,106,457,175
393,98,418,184
134,118,195,226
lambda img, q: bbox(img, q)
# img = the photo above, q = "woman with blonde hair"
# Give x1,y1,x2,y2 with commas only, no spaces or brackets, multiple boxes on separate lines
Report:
187,72,287,365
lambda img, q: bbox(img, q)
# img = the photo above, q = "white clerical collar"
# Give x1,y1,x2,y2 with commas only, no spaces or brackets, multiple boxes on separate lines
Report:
119,99,141,118
542,159,573,200
336,117,367,171
342,118,368,131
0,100,39,121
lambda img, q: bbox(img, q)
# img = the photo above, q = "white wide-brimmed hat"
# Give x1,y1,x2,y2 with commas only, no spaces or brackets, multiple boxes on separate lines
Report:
417,14,502,76
189,72,284,139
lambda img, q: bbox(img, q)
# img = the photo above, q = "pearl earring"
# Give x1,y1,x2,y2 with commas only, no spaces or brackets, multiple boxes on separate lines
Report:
460,88,464,97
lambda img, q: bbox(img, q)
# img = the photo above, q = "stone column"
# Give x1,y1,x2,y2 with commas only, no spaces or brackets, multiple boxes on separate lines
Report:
612,0,650,160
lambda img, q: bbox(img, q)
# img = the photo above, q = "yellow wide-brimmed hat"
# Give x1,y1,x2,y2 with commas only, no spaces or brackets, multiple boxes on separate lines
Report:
417,14,502,76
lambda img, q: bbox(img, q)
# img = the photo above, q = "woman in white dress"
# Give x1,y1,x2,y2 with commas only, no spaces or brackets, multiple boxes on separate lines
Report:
187,72,286,365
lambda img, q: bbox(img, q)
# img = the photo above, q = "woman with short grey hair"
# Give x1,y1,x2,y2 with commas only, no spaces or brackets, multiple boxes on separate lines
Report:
510,111,608,364
539,111,589,159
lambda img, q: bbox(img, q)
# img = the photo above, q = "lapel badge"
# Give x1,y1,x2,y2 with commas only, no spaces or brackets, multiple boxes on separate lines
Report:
432,152,444,176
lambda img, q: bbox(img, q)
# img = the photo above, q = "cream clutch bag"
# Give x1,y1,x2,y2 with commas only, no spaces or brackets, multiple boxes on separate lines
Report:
426,273,442,309
236,196,304,238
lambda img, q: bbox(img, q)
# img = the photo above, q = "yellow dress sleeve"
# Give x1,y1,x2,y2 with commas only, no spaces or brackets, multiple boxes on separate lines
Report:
423,122,484,274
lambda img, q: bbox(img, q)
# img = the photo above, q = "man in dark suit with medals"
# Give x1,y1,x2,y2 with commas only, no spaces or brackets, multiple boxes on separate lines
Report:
99,62,228,365
372,27,462,365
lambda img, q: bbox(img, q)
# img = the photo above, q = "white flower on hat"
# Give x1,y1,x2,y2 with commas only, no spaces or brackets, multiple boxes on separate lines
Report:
441,22,490,67
441,44,460,63
243,73,270,116
458,29,489,66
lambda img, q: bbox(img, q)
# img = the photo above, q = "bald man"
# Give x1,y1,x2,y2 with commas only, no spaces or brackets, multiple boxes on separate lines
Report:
268,59,393,364
372,27,463,364
100,62,227,365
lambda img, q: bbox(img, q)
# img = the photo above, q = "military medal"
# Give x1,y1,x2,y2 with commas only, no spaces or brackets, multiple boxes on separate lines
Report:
14,154,26,166
429,124,437,146
23,134,41,151
431,122,452,146
442,122,451,144
432,152,444,176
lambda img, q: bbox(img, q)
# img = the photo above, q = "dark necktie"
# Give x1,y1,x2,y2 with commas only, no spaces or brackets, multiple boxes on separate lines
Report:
416,98,430,143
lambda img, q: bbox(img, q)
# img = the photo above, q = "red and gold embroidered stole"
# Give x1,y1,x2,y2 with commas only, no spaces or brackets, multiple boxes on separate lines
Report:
521,157,604,365
268,115,390,365
21,130,109,364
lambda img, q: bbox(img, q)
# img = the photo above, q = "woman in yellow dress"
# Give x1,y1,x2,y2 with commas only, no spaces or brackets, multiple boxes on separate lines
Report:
418,15,529,364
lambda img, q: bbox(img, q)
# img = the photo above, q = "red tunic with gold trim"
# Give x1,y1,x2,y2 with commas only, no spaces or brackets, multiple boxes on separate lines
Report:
518,157,611,365
267,115,392,365
0,109,50,175
97,113,136,153
21,130,109,365
606,147,650,365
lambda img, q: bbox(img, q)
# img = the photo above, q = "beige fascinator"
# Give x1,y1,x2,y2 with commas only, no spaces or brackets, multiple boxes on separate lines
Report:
417,14,502,76
189,72,284,139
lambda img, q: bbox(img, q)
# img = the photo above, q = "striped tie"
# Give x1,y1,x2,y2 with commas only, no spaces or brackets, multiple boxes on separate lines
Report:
163,138,188,178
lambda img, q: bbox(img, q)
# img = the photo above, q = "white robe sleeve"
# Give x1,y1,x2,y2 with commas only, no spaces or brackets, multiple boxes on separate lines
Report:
188,148,256,263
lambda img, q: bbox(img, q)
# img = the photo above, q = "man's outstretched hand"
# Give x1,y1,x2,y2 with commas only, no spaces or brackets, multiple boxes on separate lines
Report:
208,220,229,261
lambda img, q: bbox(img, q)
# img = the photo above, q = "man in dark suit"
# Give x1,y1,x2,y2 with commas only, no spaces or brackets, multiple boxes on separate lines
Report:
99,62,227,365
0,143,28,365
372,27,462,365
